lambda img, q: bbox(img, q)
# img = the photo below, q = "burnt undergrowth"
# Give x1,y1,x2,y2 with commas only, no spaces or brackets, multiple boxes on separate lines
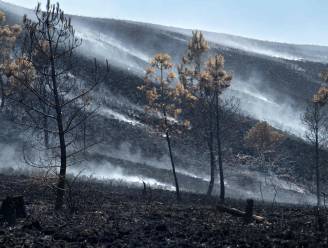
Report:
0,174,328,247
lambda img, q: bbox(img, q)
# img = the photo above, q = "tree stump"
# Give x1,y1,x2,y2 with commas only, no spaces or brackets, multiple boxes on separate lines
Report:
0,196,26,225
244,199,254,223
316,208,325,232
142,181,147,196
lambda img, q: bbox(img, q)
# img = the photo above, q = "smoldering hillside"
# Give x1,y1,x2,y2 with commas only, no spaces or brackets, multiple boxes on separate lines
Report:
0,1,327,205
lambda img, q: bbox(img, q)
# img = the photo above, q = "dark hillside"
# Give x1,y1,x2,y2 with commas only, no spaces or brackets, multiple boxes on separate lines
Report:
0,1,327,203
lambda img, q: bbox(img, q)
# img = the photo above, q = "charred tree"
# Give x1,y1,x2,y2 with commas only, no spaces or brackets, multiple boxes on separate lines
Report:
303,99,327,207
4,1,108,210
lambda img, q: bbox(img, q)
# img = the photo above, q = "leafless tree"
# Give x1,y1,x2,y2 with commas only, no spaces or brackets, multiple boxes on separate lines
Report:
4,1,108,210
244,121,286,203
302,101,328,207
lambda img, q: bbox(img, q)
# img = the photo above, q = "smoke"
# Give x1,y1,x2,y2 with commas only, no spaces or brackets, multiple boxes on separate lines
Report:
0,1,318,206
95,143,207,178
209,36,304,61
225,167,316,205
0,1,35,21
0,138,316,205
0,143,24,169
95,86,144,112
0,1,311,139
74,27,148,75
98,107,143,127
72,22,310,138
71,162,175,191
225,74,307,137
88,143,315,205
172,28,328,63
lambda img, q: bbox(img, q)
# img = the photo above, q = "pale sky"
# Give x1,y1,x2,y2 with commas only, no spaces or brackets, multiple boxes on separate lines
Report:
4,0,328,46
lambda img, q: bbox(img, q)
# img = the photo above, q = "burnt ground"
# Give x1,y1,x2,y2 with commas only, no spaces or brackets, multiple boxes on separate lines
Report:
0,174,328,248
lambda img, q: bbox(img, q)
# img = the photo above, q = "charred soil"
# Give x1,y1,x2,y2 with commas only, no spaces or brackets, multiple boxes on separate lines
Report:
0,174,327,247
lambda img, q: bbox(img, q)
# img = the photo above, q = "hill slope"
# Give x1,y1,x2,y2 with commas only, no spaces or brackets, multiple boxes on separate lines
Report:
0,1,326,204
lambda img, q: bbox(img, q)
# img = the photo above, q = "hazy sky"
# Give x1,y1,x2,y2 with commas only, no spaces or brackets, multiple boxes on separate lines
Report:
4,0,328,46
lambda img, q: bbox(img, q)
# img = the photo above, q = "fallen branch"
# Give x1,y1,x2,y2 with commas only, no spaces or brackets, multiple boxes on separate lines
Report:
216,199,269,224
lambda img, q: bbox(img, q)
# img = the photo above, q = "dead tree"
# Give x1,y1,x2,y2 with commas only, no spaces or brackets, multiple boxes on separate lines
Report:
5,1,108,210
302,100,328,207
244,121,285,202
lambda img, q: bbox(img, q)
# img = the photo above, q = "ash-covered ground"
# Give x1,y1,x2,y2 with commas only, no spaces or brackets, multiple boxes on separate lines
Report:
0,174,327,248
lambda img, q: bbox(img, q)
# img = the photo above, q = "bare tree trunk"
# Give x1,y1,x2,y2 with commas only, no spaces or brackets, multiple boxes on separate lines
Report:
166,129,181,201
315,139,320,207
83,121,86,153
43,115,49,149
215,92,225,202
17,2,99,212
314,103,321,207
207,103,216,196
0,76,5,109
259,182,264,203
41,94,49,149
41,80,49,149
48,38,67,211
54,86,67,210
160,64,180,201
207,135,216,196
